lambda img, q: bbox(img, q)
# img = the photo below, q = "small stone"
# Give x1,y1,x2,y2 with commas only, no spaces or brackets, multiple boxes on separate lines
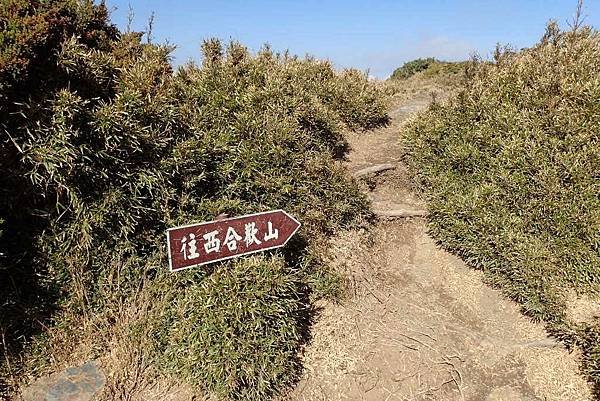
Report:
22,360,105,401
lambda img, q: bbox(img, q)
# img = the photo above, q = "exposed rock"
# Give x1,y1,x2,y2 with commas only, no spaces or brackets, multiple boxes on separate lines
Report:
352,163,395,178
22,360,105,401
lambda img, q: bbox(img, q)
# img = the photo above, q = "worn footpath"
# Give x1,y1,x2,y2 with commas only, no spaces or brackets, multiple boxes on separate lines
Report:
287,95,592,401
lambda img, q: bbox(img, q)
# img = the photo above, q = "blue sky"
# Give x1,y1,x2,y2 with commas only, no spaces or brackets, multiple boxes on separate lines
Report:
105,1,600,78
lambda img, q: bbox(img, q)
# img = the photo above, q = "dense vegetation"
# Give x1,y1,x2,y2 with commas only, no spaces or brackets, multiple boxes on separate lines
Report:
391,57,437,79
390,58,467,80
405,23,600,393
0,1,388,399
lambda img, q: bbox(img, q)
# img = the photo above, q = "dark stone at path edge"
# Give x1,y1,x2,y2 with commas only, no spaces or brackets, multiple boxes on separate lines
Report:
22,360,105,401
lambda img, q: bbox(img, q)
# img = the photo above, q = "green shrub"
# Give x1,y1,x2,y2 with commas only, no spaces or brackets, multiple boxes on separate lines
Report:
404,22,600,392
390,58,468,81
420,60,468,78
0,0,121,386
390,57,436,79
0,1,388,399
158,255,305,400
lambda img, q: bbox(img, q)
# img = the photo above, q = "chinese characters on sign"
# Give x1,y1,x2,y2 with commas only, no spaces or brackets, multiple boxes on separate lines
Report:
166,210,301,271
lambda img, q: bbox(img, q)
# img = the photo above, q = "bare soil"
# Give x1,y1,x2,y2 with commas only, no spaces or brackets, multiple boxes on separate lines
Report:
286,94,592,401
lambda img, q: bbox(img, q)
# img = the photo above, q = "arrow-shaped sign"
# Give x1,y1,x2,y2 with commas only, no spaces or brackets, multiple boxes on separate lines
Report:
166,209,301,272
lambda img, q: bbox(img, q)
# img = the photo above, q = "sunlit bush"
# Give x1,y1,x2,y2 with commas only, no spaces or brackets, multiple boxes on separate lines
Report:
405,22,600,391
0,1,388,399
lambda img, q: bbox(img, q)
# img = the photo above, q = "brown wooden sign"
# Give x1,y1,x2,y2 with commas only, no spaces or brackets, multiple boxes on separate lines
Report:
166,210,301,272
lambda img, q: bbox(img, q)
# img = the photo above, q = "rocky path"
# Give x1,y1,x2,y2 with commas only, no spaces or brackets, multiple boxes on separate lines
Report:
287,95,592,401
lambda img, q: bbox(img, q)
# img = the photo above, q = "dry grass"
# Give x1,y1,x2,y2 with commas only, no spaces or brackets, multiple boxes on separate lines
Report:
290,220,593,401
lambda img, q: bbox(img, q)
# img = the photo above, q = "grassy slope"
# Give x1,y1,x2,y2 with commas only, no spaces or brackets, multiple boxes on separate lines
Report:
390,59,469,82
385,60,469,105
404,23,600,394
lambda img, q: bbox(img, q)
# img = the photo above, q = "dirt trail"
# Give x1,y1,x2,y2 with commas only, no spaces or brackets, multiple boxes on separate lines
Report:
287,95,592,401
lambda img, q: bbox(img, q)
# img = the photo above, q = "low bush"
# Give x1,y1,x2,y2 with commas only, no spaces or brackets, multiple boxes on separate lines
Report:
159,255,306,400
404,22,600,393
420,60,468,78
391,57,436,79
390,58,468,81
0,1,388,399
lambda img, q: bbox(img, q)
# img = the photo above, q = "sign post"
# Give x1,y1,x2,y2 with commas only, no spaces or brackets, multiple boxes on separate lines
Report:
166,209,301,272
